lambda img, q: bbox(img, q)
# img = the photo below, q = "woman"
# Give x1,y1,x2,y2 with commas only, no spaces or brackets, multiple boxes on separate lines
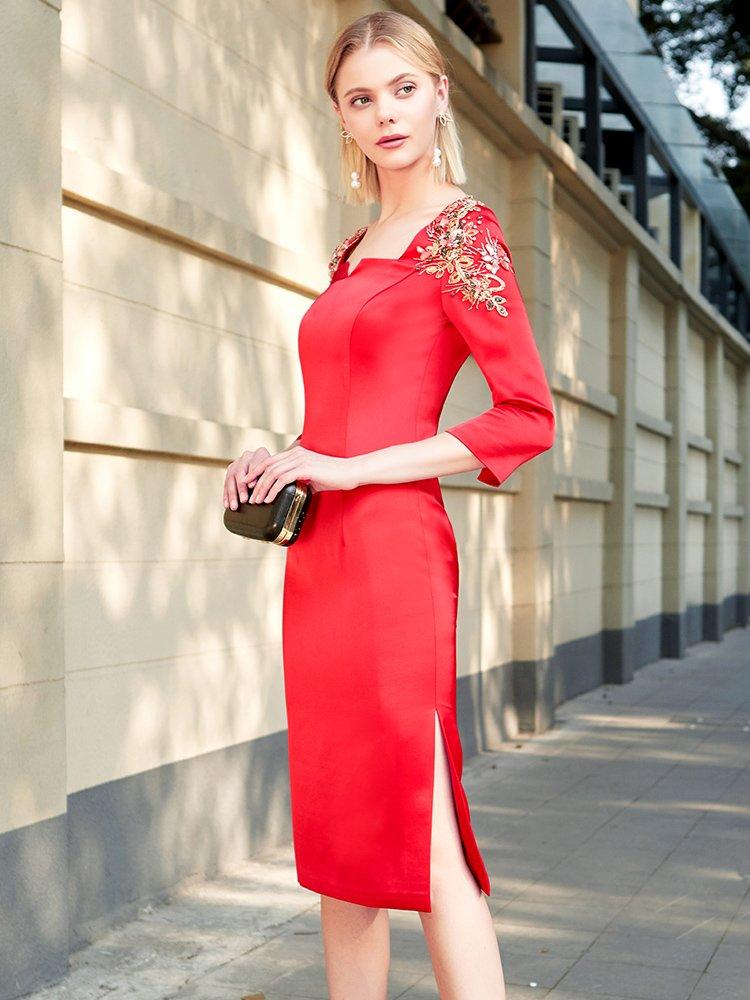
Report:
223,11,555,999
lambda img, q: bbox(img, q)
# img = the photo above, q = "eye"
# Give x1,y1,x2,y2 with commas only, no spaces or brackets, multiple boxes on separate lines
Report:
351,83,417,107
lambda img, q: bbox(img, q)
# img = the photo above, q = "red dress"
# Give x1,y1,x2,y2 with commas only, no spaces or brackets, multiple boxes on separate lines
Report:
282,194,555,912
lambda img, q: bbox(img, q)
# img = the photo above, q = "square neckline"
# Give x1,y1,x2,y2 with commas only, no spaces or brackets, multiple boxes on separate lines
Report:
339,193,475,278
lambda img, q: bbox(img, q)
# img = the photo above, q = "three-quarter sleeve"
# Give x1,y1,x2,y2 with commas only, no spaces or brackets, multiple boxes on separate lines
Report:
435,205,555,488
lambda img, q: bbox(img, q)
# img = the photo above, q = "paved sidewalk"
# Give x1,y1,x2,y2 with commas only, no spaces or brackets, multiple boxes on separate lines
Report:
27,626,750,1000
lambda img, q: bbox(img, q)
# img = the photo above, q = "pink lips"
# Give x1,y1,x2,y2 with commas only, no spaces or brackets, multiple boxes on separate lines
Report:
377,135,408,147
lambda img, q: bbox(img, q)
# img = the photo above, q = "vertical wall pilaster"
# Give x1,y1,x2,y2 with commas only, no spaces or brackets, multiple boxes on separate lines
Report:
504,152,556,735
705,335,725,638
0,2,66,998
603,245,638,682
662,299,688,655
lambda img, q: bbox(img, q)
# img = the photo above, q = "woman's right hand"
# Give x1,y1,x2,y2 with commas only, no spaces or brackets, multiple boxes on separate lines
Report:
223,447,271,510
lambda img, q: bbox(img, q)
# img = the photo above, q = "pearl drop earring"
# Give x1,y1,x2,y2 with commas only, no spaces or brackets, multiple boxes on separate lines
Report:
433,109,451,168
340,127,360,187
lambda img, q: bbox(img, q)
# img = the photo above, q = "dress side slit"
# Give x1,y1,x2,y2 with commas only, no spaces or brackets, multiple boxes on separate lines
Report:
429,707,486,910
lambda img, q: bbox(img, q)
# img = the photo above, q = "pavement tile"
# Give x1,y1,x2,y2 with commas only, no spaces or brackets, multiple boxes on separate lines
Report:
498,947,575,988
546,992,643,1000
493,919,598,959
720,911,750,947
687,973,750,1000
703,942,750,977
495,895,632,933
554,957,701,999
18,626,750,1000
581,925,721,970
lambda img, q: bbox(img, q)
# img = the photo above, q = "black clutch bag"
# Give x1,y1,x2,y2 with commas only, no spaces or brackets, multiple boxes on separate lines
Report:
223,481,312,546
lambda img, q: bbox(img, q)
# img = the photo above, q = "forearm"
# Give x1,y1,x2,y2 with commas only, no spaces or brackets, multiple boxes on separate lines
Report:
349,432,481,488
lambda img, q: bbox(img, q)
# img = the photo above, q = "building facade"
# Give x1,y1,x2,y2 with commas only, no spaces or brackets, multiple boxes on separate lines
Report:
1,0,749,995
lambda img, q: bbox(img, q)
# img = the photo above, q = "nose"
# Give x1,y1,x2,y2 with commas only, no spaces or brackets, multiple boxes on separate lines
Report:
376,101,397,125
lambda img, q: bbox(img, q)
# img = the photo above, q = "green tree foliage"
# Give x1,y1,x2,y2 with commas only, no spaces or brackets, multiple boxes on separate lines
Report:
639,0,750,213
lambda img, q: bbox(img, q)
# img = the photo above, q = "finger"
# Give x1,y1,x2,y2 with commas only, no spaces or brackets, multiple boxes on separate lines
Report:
235,471,252,505
250,455,299,502
223,463,237,508
262,457,304,503
264,471,297,503
249,471,269,502
226,472,241,510
239,455,273,501
241,456,270,487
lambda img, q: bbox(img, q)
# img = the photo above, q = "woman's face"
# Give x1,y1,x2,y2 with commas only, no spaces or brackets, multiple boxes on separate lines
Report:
334,44,447,173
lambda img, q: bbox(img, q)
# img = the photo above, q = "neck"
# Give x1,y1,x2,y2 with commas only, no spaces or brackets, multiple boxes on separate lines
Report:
374,167,459,224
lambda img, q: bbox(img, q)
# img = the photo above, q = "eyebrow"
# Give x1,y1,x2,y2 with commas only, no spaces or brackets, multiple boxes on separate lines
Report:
343,72,415,98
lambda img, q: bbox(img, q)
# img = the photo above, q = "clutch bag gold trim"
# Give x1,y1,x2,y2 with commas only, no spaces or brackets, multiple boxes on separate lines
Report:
223,481,312,546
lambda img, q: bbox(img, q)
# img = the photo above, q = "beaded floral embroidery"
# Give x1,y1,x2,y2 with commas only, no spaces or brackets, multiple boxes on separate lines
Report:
328,224,368,280
414,196,514,315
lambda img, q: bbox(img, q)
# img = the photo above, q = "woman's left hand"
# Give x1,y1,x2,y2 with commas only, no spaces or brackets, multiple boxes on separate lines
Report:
239,443,360,503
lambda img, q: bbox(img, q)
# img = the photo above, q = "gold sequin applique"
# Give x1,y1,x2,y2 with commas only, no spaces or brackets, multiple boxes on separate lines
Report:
414,196,514,315
328,224,368,280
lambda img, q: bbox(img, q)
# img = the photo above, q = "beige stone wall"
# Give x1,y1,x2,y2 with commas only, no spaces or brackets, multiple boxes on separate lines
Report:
553,502,606,645
686,329,708,437
58,0,351,795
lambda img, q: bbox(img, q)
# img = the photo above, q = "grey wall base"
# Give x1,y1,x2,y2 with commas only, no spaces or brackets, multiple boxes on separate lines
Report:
0,727,291,1000
0,816,68,1000
2,592,748,1000
557,594,749,700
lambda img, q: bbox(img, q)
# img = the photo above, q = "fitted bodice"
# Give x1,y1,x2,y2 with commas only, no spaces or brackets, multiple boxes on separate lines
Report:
295,194,556,491
297,252,468,461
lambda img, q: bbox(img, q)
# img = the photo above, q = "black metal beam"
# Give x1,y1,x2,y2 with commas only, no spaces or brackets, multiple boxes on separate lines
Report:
563,96,622,114
737,288,749,338
583,55,602,177
718,251,730,315
525,0,537,111
700,216,709,298
669,172,682,270
634,126,649,228
537,45,584,63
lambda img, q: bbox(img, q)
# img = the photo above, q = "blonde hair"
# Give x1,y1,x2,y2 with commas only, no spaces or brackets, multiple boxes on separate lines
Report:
324,11,466,205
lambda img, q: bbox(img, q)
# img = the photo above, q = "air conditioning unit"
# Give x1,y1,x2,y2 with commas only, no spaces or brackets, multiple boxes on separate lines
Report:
562,113,581,155
536,81,563,135
603,167,622,198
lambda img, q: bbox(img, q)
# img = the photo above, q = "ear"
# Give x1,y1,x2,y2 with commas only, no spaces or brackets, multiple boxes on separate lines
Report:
436,73,450,113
